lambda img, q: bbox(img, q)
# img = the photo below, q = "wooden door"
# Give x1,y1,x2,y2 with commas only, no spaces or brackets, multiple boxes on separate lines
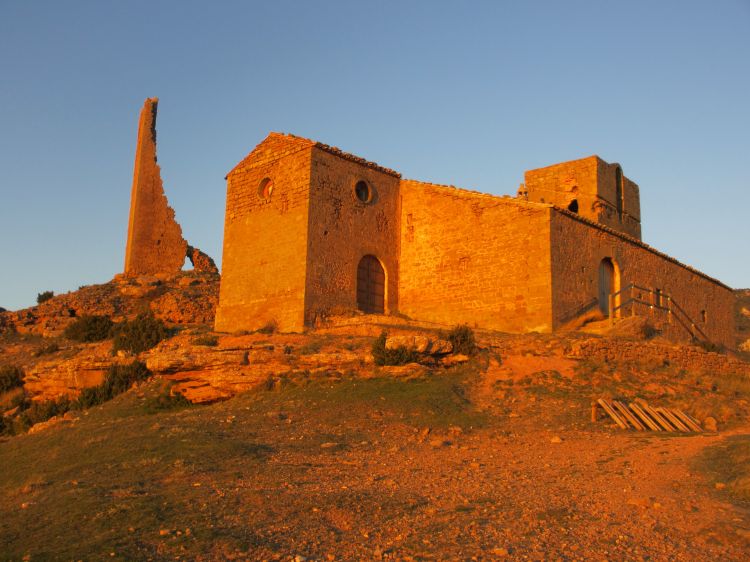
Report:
598,258,615,316
357,255,385,314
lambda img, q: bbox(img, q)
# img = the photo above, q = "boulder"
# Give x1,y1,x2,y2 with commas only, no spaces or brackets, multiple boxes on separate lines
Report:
441,354,470,366
739,339,750,353
385,335,453,355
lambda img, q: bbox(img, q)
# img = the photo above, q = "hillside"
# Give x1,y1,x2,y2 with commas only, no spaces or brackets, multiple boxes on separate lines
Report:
1,279,750,559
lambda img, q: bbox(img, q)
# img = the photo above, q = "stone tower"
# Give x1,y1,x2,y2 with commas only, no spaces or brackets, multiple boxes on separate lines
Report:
123,98,187,275
522,156,642,240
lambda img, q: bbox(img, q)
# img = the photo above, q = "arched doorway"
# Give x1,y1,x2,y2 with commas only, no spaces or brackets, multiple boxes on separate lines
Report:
357,255,385,314
598,258,617,316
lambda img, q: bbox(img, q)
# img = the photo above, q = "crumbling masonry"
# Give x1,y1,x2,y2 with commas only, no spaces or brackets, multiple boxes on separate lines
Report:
215,133,735,348
124,98,216,276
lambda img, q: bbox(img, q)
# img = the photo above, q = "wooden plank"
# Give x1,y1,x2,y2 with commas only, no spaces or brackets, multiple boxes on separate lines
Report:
597,398,629,430
635,399,676,432
657,408,691,432
613,400,645,431
628,402,662,431
644,404,677,432
673,409,703,432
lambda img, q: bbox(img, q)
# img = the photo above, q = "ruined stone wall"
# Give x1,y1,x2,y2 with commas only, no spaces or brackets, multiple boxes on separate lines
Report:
124,98,187,275
525,156,641,240
399,182,553,332
568,338,750,377
304,148,401,324
549,209,735,348
214,134,314,332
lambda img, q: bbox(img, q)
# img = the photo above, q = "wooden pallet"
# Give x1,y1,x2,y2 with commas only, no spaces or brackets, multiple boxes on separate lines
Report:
593,398,703,433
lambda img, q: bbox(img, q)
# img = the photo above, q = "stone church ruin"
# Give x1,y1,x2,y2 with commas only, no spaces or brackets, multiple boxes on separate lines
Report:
214,132,735,348
124,98,217,276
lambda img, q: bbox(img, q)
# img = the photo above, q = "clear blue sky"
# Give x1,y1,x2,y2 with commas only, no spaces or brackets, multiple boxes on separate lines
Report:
1,0,749,310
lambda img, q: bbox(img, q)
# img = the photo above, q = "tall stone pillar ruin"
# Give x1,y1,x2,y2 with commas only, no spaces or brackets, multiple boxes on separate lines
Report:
123,98,188,275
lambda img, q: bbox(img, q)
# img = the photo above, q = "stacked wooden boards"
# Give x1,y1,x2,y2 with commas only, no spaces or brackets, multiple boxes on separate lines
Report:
594,398,703,432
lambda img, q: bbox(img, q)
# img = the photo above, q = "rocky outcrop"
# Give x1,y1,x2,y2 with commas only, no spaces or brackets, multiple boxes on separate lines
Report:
0,271,219,336
385,335,453,355
23,342,129,401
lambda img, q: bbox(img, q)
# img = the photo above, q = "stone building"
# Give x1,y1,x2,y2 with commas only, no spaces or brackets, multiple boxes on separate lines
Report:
214,133,734,348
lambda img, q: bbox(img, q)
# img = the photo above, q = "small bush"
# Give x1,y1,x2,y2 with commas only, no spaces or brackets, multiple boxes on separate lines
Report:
144,382,192,414
0,366,24,393
18,396,71,429
113,313,170,354
33,342,60,356
192,334,219,347
298,340,323,355
257,320,278,334
76,360,151,409
696,339,725,354
63,315,115,343
36,291,54,304
445,325,477,356
372,331,419,366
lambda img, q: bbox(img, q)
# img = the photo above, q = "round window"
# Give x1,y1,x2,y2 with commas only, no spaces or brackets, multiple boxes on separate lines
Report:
355,180,371,203
258,177,273,201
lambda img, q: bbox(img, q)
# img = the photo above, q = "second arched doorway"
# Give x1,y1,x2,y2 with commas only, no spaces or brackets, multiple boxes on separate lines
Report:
357,255,385,314
598,258,618,316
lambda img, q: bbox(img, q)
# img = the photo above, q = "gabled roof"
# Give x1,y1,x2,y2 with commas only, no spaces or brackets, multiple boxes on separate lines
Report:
227,132,400,178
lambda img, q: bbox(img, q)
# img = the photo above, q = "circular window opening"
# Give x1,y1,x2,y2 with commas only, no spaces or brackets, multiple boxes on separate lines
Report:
355,180,371,203
258,177,274,201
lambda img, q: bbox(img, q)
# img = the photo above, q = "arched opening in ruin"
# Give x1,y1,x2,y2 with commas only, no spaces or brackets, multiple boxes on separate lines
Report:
615,166,623,219
598,257,619,317
567,199,579,213
356,255,385,314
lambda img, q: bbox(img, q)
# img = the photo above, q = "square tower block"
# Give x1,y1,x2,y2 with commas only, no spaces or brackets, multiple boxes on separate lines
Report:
523,156,641,240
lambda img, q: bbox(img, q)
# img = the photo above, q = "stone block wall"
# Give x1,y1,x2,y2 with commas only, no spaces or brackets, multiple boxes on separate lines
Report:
215,134,314,332
124,98,187,275
304,148,401,324
524,156,641,240
399,181,553,333
550,209,735,347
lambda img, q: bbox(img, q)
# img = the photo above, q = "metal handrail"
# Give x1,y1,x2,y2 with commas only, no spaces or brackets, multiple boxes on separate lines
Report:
608,283,711,344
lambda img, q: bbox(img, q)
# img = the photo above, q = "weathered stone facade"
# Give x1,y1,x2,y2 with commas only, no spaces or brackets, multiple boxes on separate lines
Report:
123,98,218,277
215,133,735,348
523,156,642,240
124,98,188,275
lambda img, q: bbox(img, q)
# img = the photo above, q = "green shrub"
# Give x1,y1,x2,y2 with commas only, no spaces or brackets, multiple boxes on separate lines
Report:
696,339,725,354
63,315,115,342
0,365,24,393
113,313,170,354
18,396,71,429
192,334,219,347
298,340,323,355
76,361,150,408
257,320,278,334
371,331,419,366
36,291,54,304
33,342,60,356
445,325,477,356
144,382,192,413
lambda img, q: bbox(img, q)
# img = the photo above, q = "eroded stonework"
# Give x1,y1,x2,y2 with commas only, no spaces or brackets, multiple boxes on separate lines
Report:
124,98,188,275
215,133,735,348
